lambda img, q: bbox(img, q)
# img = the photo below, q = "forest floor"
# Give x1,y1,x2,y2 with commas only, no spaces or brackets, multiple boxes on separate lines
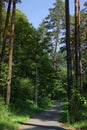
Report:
18,102,71,130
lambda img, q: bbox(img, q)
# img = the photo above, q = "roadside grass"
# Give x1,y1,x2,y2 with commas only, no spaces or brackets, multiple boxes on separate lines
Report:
0,98,53,130
59,102,87,130
69,120,87,129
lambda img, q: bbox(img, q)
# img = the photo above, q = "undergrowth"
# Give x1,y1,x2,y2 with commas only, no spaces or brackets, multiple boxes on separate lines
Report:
0,97,53,130
59,101,87,130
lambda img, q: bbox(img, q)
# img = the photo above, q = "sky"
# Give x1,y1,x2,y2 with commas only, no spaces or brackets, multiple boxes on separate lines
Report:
17,0,86,29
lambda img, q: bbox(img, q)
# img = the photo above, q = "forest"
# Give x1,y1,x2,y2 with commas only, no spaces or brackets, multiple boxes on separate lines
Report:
0,0,87,130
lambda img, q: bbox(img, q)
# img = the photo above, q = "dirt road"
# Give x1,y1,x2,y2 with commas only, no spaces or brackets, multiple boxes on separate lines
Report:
19,102,66,130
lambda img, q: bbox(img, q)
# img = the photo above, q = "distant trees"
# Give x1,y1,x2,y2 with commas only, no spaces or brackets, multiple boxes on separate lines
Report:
43,0,65,70
0,0,87,126
38,0,87,123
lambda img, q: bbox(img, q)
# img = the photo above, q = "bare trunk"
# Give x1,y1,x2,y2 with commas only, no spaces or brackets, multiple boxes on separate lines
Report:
77,0,83,91
6,0,16,106
71,41,75,70
65,0,72,122
53,28,59,70
86,20,87,39
74,0,79,88
35,63,38,107
0,0,2,45
0,0,12,73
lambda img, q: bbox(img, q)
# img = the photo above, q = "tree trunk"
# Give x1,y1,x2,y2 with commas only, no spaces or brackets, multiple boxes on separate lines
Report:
0,0,12,73
74,0,79,87
86,20,87,39
77,0,83,91
53,28,59,70
65,0,72,122
35,63,38,107
0,0,2,45
6,0,16,106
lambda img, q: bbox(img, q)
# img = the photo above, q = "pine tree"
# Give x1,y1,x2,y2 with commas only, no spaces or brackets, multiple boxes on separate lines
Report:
0,0,12,73
0,0,2,45
6,0,16,106
44,0,65,70
77,0,83,91
65,0,72,122
74,0,79,88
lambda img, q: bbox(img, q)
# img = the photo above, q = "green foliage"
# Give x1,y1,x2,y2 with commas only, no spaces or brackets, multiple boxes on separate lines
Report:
59,102,87,129
0,1,87,129
0,121,17,130
11,77,34,102
0,98,18,130
0,97,52,130
9,99,42,118
70,120,87,129
70,88,87,122
38,96,52,108
59,102,68,123
52,66,67,101
0,63,8,97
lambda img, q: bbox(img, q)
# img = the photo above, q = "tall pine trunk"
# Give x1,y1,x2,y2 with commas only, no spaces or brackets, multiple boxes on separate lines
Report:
74,0,82,121
65,0,72,122
74,0,79,87
53,27,59,70
77,0,83,91
6,0,16,106
0,0,12,73
0,0,2,45
86,20,87,39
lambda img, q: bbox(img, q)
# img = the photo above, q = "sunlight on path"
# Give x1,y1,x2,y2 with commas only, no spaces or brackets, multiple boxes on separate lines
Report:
19,103,66,130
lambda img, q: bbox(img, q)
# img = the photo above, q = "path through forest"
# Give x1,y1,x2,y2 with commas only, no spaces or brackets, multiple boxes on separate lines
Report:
18,102,67,130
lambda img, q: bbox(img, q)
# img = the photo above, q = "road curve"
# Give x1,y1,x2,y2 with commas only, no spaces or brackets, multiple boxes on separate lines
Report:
18,102,66,130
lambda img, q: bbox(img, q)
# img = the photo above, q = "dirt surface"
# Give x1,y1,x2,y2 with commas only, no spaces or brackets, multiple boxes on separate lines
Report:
18,102,68,130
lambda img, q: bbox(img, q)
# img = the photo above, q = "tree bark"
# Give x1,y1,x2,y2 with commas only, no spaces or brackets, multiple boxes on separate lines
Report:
74,0,79,87
0,0,2,45
6,0,16,106
86,20,87,39
65,0,72,122
53,27,59,70
77,0,83,91
0,0,12,73
35,63,38,107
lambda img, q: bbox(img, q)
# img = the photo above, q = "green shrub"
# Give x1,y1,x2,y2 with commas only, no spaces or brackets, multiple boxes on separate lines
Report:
38,96,52,108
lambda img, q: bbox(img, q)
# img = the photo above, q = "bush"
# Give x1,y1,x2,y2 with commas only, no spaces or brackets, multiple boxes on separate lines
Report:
38,96,52,108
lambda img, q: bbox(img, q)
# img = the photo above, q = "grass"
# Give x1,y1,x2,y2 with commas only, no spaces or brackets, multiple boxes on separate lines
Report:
0,98,53,130
69,120,87,129
59,101,87,130
1,98,86,130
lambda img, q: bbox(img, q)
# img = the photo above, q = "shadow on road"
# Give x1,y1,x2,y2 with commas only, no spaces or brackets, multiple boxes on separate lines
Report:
19,122,66,130
18,103,66,130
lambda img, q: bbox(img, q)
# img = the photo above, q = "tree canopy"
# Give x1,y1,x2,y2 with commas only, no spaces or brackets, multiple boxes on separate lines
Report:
0,0,87,129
